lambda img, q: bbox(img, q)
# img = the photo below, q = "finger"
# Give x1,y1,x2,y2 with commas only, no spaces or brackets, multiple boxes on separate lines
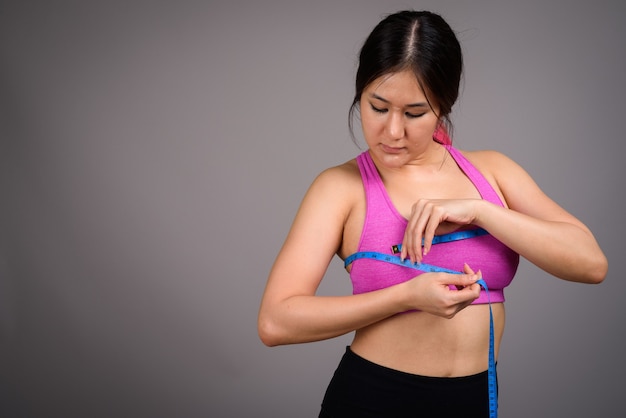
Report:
442,270,479,294
452,281,482,303
425,202,455,257
400,205,415,261
404,212,420,263
400,230,410,262
410,201,433,262
446,272,479,288
403,203,426,263
422,210,442,257
400,225,412,262
455,264,473,290
463,263,475,275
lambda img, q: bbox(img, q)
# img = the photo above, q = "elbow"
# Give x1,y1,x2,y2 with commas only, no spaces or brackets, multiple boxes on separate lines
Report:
587,256,608,284
258,325,280,348
572,254,608,284
257,314,285,347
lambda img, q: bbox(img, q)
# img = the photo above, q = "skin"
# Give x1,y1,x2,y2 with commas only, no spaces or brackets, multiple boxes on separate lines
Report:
258,69,608,377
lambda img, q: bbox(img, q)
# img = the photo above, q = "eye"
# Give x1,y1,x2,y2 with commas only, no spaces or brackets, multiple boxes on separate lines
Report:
370,104,387,114
406,112,426,119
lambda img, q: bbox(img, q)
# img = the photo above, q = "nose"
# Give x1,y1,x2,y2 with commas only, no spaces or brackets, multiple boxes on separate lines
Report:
386,111,405,140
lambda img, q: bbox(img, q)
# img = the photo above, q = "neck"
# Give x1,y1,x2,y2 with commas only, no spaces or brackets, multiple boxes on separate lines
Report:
369,140,449,177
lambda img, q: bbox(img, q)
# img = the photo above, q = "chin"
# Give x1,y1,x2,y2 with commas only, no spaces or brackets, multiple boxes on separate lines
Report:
374,151,409,168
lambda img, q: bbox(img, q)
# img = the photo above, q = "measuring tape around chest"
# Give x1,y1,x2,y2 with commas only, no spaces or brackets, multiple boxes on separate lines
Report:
344,228,498,418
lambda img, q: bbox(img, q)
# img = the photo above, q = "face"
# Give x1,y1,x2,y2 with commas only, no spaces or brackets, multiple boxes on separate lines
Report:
360,70,441,168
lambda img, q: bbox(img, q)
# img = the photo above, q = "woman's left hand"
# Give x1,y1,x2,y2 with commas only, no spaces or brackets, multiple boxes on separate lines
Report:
401,198,482,263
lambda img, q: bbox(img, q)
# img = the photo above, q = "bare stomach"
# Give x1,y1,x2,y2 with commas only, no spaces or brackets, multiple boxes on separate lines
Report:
350,303,505,377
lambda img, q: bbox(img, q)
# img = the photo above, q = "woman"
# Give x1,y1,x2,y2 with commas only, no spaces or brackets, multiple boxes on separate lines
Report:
258,10,607,417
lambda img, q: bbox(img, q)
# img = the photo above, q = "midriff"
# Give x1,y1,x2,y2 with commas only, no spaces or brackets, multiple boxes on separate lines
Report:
349,302,505,377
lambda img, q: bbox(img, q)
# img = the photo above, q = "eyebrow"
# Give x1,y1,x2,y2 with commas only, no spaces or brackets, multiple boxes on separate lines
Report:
369,93,428,108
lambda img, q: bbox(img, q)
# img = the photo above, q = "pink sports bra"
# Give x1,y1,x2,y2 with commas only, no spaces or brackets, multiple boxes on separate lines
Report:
346,146,519,304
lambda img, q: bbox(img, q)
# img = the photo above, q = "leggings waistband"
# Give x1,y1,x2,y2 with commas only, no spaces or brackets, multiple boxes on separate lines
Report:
319,346,493,418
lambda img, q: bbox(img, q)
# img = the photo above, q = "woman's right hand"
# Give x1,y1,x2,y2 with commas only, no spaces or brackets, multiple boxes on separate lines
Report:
401,263,482,318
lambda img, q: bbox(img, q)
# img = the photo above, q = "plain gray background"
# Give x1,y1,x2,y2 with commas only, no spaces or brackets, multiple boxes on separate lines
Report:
1,0,624,417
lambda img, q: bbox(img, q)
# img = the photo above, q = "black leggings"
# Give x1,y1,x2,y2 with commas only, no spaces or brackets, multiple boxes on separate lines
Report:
319,347,493,418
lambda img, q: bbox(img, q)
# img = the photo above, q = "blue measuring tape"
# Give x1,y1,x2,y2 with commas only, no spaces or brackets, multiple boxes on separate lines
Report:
344,228,498,418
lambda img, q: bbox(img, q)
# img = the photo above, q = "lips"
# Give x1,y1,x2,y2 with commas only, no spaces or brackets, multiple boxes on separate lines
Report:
381,143,405,154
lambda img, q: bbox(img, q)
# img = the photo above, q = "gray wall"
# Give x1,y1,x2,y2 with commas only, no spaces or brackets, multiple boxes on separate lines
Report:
1,1,624,417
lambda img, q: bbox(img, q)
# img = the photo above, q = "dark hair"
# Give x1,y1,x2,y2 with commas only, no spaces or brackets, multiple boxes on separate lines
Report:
349,11,463,141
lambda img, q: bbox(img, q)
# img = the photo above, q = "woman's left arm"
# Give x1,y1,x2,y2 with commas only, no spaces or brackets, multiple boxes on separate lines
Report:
401,150,607,284
471,150,607,283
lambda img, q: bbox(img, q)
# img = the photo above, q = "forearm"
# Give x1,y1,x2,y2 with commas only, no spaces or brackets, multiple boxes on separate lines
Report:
474,201,607,283
258,284,408,347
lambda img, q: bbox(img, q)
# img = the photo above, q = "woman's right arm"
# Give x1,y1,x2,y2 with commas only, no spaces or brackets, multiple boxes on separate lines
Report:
257,164,481,347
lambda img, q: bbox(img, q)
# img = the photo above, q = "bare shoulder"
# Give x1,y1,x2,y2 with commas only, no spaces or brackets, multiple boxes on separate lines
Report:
277,157,363,269
293,158,363,227
309,158,362,199
456,148,536,209
460,149,519,174
459,148,571,220
317,158,361,181
458,149,530,186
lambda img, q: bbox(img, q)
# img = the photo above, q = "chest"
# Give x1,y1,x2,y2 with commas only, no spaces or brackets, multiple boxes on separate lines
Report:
383,166,481,219
340,163,481,260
